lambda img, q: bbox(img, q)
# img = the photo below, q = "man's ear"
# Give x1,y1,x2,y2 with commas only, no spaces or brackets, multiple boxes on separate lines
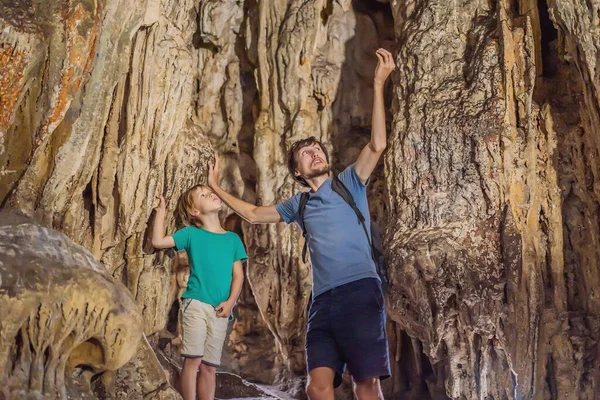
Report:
294,169,301,177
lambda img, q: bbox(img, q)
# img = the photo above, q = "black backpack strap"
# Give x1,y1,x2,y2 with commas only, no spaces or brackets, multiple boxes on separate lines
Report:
298,192,310,263
331,177,365,223
331,176,375,260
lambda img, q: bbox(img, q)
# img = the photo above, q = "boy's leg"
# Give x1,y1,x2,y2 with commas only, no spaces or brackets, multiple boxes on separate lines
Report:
331,278,390,400
197,363,217,400
181,357,203,400
180,298,208,400
199,303,230,400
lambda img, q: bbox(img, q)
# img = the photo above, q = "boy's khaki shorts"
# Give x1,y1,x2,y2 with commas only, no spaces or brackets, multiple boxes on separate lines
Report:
180,298,229,366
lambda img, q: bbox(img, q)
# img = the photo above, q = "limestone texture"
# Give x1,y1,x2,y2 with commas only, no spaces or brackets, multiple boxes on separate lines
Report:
0,213,144,399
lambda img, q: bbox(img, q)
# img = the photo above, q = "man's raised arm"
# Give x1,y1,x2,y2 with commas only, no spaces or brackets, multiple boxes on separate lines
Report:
208,156,282,224
355,48,396,184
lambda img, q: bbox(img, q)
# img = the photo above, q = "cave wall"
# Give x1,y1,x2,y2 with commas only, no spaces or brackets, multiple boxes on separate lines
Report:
2,0,600,398
385,0,600,398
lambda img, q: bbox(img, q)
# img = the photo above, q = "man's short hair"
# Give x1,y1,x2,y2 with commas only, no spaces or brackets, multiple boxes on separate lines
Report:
287,136,330,187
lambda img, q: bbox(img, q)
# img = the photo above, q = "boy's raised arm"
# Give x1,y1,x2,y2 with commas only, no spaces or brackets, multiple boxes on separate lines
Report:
152,195,176,249
208,156,282,224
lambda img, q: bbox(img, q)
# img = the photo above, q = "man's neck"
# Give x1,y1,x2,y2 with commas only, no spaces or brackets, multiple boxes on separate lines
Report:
198,212,225,233
306,173,330,192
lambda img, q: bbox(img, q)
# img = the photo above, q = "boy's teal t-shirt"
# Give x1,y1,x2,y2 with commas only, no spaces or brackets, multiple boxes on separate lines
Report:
171,226,247,307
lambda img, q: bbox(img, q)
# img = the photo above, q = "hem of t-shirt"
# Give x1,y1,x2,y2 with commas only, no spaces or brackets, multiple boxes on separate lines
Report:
236,256,248,263
181,293,220,308
312,270,380,298
180,294,236,320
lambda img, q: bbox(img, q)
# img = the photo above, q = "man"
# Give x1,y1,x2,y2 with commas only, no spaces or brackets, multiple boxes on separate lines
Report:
208,48,395,400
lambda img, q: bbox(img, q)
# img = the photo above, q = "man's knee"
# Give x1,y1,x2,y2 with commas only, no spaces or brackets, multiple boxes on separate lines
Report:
306,381,332,399
354,377,382,399
306,368,335,400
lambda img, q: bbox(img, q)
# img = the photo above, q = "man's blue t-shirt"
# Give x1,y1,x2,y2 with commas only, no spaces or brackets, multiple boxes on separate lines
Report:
276,164,379,297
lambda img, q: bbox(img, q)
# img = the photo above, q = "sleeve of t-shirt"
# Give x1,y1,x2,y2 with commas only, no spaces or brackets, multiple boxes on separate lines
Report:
233,234,248,262
275,193,301,224
337,163,369,196
171,227,191,252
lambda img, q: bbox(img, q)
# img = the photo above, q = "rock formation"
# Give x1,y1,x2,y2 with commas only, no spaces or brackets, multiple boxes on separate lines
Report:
385,0,600,398
2,0,600,398
0,213,146,398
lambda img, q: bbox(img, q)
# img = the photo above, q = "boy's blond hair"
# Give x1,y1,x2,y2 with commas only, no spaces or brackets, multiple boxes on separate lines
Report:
176,185,205,228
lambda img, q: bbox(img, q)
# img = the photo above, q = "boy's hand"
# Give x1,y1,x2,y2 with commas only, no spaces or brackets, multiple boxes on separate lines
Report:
151,194,175,249
155,195,166,213
208,153,220,190
215,300,233,318
374,48,395,86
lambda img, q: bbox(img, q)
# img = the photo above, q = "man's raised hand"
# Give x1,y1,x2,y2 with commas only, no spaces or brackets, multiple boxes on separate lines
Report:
208,153,220,190
374,48,395,86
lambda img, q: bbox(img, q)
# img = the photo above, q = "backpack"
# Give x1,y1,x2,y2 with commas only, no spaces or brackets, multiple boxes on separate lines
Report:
297,176,389,292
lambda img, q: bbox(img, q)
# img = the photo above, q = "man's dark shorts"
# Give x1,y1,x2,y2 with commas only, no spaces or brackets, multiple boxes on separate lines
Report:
306,277,391,387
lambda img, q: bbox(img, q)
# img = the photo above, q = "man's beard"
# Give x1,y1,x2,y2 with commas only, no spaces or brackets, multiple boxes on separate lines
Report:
304,165,330,180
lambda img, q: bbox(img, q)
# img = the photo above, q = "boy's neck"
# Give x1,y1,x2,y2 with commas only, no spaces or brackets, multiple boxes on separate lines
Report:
198,212,225,233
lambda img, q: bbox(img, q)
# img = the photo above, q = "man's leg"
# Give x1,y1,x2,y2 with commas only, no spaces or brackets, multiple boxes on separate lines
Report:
306,367,336,400
180,357,203,400
305,291,344,399
353,377,384,400
332,279,391,399
197,362,217,400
